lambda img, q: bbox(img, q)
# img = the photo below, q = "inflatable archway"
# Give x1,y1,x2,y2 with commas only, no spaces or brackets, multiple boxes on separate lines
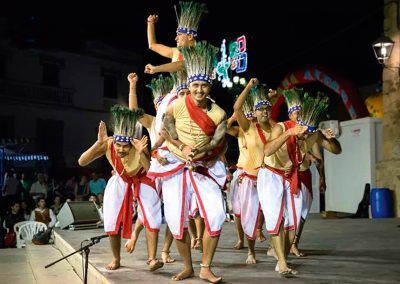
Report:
271,66,369,120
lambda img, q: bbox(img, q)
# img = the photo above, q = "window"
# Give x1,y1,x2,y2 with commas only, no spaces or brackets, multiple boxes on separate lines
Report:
42,63,60,87
103,74,118,99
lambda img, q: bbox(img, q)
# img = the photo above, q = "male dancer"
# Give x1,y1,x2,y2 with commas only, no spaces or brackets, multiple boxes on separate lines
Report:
78,105,163,271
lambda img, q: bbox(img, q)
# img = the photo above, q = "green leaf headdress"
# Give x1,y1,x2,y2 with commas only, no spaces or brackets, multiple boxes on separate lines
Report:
176,1,208,37
251,84,272,110
111,105,144,143
298,92,329,132
283,88,302,115
179,40,219,85
146,74,175,106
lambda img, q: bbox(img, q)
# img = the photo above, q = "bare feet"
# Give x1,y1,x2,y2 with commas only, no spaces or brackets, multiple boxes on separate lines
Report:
171,268,194,281
290,244,306,257
275,262,298,276
191,237,196,249
246,253,257,264
256,229,266,242
199,266,222,283
124,232,138,253
105,259,120,270
233,240,244,250
267,246,278,260
161,251,175,263
147,259,164,272
194,238,203,252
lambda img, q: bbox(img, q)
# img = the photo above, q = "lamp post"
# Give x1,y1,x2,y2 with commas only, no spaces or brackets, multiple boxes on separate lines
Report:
372,35,399,74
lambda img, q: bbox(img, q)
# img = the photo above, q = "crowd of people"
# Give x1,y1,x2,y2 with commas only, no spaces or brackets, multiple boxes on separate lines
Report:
0,169,107,248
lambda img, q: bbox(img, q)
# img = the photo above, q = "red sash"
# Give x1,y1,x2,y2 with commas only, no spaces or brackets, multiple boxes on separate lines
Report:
282,120,305,195
185,94,216,137
178,52,184,61
110,144,155,239
255,123,267,145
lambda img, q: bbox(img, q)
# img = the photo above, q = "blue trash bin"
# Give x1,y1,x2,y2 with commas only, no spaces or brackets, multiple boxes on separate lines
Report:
370,188,393,218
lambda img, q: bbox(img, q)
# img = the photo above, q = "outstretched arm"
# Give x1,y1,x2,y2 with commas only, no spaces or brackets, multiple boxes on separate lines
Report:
144,61,184,74
233,78,258,132
317,128,342,154
147,15,175,59
78,121,109,166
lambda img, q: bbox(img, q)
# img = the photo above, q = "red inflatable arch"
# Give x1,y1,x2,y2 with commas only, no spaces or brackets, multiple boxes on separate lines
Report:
271,66,369,120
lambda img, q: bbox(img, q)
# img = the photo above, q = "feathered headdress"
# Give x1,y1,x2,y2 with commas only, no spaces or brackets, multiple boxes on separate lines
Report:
298,92,329,132
179,40,218,85
235,93,254,118
176,1,208,37
251,84,272,110
283,88,302,115
174,69,188,94
111,105,144,143
146,74,175,106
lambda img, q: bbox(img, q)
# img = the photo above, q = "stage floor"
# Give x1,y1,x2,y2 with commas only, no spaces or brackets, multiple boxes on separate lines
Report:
54,215,400,284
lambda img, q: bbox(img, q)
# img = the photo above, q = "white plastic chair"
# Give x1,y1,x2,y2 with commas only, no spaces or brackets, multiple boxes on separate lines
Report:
13,220,30,234
16,221,47,248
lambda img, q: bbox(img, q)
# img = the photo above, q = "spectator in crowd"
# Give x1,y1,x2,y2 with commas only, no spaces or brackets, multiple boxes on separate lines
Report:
30,173,48,201
88,172,106,196
75,175,89,201
50,196,63,215
30,197,56,228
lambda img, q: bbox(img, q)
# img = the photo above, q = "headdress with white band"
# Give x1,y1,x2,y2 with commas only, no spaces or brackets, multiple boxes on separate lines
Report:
179,40,218,85
176,1,208,37
111,105,144,143
251,84,272,110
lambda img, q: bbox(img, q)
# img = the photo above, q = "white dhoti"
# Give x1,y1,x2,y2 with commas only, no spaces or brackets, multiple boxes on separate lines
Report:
103,174,161,239
230,169,261,240
148,151,226,239
257,168,305,234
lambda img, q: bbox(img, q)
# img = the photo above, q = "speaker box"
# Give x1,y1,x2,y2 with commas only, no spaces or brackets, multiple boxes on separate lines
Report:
57,201,101,229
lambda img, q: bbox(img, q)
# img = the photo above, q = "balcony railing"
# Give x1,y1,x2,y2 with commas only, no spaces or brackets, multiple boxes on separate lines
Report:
0,79,74,106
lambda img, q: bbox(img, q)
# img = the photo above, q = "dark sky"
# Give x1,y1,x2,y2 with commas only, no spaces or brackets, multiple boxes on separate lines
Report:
5,0,383,87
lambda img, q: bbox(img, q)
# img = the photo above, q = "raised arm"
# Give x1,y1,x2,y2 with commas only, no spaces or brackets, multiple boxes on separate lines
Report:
78,121,109,166
127,73,154,129
264,123,307,156
233,78,258,132
147,15,175,59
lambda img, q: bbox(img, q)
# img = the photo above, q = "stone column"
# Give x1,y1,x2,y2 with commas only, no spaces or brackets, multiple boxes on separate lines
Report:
376,0,400,217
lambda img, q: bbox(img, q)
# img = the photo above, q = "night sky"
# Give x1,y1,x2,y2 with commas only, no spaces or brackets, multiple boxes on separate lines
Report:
4,0,383,88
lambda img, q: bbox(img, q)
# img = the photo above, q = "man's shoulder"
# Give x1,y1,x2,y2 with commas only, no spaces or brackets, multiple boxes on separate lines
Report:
210,103,226,119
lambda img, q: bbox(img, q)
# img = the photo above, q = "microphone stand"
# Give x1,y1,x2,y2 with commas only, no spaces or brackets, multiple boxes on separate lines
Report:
45,236,105,284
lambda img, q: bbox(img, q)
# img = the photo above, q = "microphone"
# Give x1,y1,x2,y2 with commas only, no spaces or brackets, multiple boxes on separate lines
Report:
87,234,109,242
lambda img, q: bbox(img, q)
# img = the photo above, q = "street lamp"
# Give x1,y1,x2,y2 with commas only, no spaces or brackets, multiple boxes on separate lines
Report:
372,35,399,74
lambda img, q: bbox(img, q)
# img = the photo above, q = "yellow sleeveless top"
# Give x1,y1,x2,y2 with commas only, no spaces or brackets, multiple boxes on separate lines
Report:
264,122,310,171
237,123,270,175
168,96,226,160
105,139,143,177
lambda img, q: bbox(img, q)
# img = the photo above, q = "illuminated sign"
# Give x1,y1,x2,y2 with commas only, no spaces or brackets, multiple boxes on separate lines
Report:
216,35,248,88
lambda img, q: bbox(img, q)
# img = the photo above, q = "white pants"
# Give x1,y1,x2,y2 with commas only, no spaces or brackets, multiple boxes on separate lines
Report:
148,153,226,239
103,175,161,238
257,168,306,234
230,169,261,240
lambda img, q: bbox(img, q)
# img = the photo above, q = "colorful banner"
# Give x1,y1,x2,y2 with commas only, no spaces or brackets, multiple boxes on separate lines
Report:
271,66,369,120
